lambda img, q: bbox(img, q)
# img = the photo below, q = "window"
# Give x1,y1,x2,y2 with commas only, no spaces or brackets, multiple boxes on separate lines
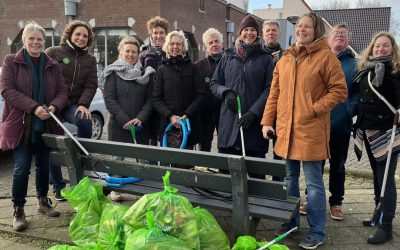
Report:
199,0,205,12
45,29,60,48
94,28,138,68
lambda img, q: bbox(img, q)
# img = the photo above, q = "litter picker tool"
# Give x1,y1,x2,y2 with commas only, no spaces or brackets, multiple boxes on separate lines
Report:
366,72,399,226
237,96,246,157
43,105,141,187
257,227,298,250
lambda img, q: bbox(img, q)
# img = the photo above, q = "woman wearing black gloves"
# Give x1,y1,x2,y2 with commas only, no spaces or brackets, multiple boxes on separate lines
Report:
210,15,274,168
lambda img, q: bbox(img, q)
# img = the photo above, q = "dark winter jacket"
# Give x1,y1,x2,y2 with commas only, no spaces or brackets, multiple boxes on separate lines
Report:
139,44,166,71
103,72,154,145
210,45,274,152
355,63,400,131
0,49,68,150
45,44,97,108
153,55,207,147
262,42,283,65
194,55,221,112
330,49,359,133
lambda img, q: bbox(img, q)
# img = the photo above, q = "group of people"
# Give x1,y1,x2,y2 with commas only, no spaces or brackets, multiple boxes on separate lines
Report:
0,11,399,250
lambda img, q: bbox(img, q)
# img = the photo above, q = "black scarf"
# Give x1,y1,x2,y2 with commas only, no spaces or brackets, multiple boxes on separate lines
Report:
353,55,393,87
23,49,46,144
66,39,88,55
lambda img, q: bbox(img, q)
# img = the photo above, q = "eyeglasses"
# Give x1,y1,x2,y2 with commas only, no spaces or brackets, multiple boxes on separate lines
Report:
331,31,349,37
169,42,183,47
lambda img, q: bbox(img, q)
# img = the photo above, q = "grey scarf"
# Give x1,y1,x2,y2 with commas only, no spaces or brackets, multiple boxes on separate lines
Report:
99,59,155,90
353,55,393,87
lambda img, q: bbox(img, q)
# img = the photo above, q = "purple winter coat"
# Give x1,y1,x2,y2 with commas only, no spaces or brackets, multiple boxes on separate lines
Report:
0,49,68,150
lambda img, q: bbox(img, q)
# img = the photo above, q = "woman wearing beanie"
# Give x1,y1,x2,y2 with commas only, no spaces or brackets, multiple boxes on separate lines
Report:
45,20,98,201
261,12,347,249
210,15,274,171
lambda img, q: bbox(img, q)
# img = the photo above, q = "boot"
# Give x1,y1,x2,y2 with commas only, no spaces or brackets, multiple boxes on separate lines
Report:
367,223,393,244
37,197,60,217
13,207,28,231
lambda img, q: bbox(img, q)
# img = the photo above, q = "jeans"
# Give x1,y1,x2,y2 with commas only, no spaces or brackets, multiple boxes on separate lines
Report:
364,132,398,224
199,111,218,152
12,144,50,207
284,159,326,241
323,131,350,206
49,104,92,193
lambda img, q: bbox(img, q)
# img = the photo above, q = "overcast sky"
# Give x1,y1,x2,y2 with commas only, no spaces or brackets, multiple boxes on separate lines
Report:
248,0,400,40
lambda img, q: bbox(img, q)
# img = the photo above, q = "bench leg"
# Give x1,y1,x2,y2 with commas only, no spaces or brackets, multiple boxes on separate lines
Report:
249,217,261,236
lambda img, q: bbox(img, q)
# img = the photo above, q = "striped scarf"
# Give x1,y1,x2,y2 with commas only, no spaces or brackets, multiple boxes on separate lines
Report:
354,128,400,162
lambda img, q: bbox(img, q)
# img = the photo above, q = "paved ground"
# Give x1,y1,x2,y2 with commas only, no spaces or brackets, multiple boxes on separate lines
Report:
0,136,399,249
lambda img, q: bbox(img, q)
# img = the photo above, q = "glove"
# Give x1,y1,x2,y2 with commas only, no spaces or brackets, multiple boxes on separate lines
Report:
224,90,238,112
237,112,257,129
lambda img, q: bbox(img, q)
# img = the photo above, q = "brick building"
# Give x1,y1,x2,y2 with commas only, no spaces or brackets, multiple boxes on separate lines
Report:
0,0,262,67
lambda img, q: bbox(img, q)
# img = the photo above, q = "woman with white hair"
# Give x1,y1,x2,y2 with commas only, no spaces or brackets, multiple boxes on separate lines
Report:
153,30,206,152
0,22,68,231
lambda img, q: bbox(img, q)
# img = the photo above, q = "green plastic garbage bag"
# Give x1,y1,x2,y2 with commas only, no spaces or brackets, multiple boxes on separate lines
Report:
69,195,102,246
232,236,290,250
124,211,192,250
97,203,130,250
47,245,82,250
123,171,200,249
47,242,99,250
194,207,230,250
61,176,109,211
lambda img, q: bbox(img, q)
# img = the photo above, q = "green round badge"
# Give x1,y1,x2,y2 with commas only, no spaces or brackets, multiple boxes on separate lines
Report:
62,58,70,64
204,77,210,84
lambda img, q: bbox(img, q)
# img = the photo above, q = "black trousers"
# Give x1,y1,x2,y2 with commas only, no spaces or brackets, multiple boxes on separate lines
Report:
218,147,265,179
364,132,398,224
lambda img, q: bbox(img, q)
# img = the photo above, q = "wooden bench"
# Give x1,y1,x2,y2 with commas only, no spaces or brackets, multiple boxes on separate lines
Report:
42,133,299,238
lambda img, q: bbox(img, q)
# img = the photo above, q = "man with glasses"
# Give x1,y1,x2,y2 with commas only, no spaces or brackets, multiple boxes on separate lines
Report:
300,24,359,221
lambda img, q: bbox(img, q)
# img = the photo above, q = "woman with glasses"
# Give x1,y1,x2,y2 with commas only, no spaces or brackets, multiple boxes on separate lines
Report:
152,30,206,153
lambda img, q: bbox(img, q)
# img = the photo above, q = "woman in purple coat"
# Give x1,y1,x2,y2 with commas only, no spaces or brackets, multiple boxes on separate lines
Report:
0,22,68,232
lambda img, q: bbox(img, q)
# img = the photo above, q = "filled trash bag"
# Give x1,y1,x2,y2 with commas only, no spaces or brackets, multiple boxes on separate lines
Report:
194,207,230,250
123,171,200,249
232,236,290,250
124,211,192,250
47,242,99,250
61,176,109,211
69,196,102,246
97,203,130,250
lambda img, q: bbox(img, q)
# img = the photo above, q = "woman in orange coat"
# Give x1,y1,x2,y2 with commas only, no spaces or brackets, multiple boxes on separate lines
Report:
261,12,347,249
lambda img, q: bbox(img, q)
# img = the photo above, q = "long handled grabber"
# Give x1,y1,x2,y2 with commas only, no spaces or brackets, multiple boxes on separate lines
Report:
371,111,399,226
237,96,246,157
257,227,298,250
43,105,141,187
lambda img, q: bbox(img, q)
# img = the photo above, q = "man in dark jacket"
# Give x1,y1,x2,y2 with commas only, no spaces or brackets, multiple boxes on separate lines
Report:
300,24,359,221
194,28,223,152
139,16,169,147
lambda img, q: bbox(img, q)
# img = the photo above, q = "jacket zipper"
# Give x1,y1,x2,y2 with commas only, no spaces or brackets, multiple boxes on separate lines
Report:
69,52,78,97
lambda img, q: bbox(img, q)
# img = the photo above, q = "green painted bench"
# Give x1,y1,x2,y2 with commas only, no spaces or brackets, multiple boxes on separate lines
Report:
42,133,299,238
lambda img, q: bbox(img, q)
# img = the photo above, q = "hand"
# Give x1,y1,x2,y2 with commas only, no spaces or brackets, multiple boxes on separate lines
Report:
237,112,257,129
170,115,182,128
262,126,275,140
123,118,142,129
34,106,50,120
271,50,280,63
224,90,238,113
74,105,91,119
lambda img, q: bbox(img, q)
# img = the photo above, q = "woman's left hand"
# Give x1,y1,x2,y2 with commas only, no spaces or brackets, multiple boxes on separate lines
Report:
74,105,91,119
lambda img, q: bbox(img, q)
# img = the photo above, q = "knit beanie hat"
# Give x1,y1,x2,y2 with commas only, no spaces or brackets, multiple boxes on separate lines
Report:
237,15,260,36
